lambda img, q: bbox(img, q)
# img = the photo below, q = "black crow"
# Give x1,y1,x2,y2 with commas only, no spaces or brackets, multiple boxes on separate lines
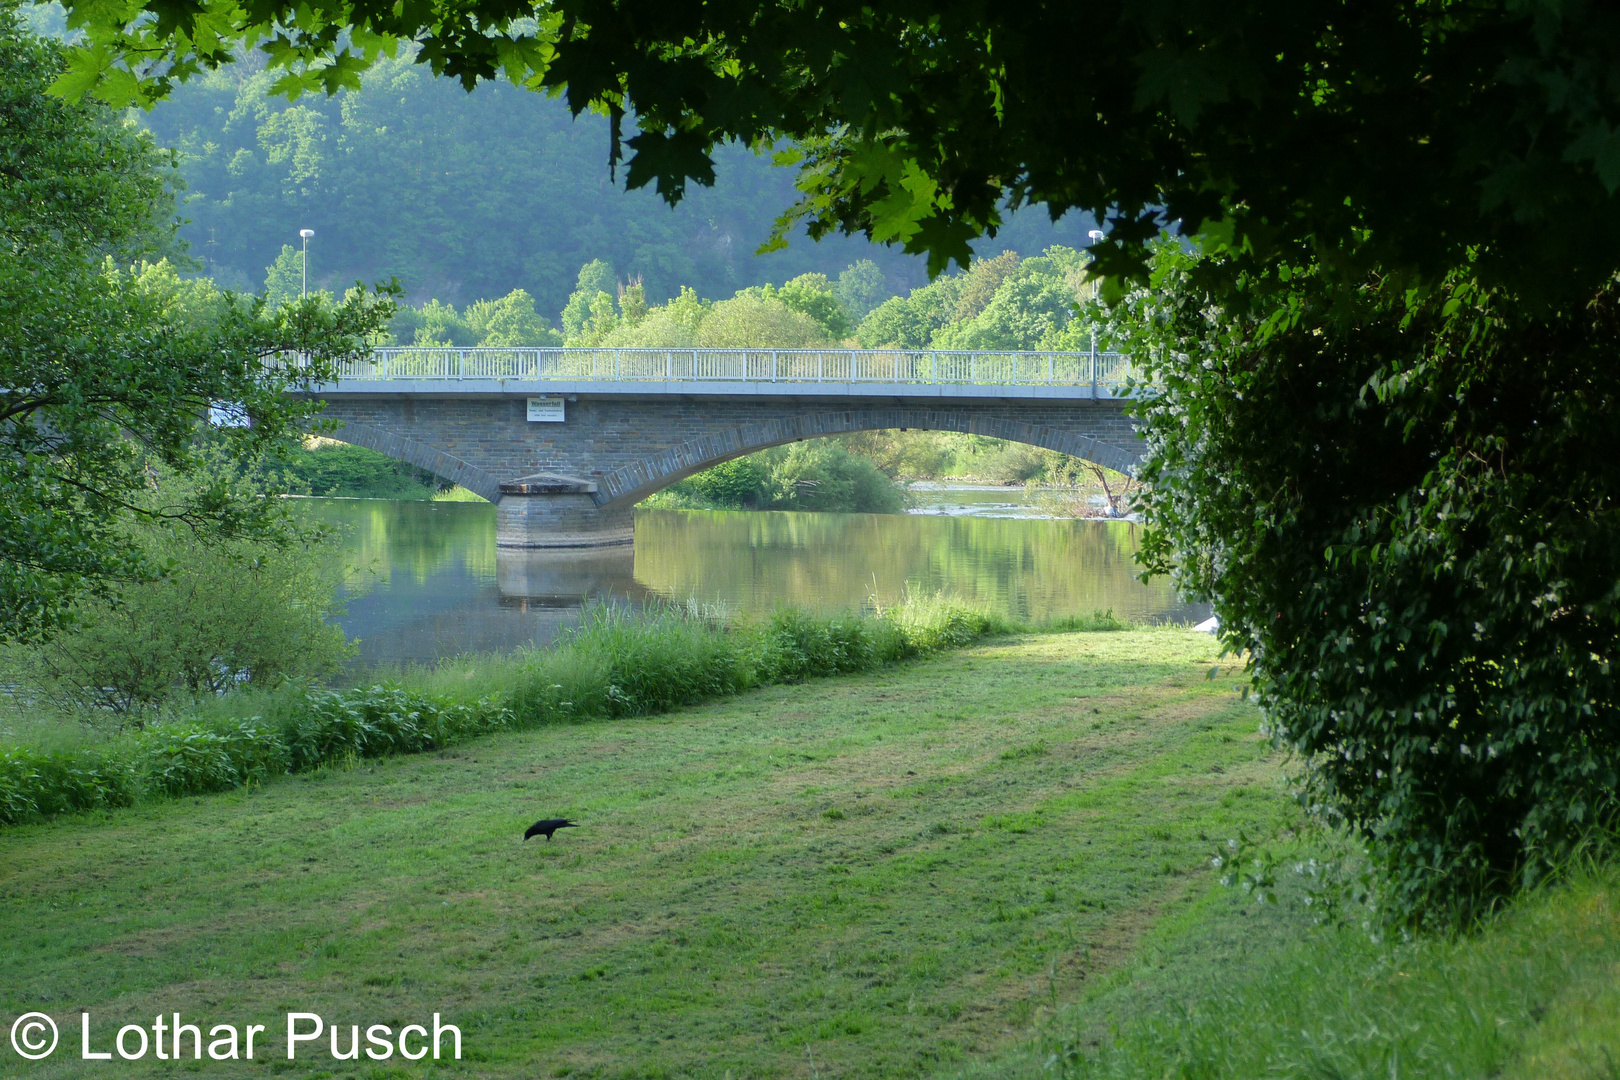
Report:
525,818,577,841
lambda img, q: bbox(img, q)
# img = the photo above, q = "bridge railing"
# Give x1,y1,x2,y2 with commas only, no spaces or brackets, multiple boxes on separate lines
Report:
325,347,1142,389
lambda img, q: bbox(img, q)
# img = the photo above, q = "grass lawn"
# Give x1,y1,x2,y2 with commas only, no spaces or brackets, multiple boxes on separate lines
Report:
0,630,1290,1078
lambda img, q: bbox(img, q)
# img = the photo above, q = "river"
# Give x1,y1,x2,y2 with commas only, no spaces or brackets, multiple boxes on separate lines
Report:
303,492,1207,669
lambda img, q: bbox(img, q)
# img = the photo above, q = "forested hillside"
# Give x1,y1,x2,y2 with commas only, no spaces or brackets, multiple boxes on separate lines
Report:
128,43,1093,316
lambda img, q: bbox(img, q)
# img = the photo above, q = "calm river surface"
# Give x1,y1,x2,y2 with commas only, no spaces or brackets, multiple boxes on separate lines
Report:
305,495,1207,669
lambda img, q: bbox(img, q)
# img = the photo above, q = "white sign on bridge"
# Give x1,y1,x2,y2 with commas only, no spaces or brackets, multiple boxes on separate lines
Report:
526,395,565,422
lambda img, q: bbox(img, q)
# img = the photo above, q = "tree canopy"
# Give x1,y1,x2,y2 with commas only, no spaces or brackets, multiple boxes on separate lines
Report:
0,7,393,643
49,0,1620,298
1119,242,1620,924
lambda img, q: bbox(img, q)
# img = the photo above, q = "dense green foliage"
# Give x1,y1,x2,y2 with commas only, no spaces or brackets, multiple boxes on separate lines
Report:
276,439,447,498
54,0,1620,301
857,247,1095,351
1120,246,1620,924
0,686,510,823
383,243,1095,359
1,463,354,709
655,441,905,514
0,10,394,643
389,288,563,347
117,47,1093,314
0,600,1006,827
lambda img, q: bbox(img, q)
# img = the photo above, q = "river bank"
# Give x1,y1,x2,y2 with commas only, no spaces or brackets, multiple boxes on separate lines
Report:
0,628,1277,1078
4,629,1614,1078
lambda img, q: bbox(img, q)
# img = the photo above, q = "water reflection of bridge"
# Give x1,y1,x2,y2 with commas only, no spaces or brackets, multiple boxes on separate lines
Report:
309,347,1145,549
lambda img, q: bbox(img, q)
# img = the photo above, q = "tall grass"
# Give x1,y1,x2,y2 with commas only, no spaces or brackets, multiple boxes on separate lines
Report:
0,598,1023,828
1025,864,1620,1080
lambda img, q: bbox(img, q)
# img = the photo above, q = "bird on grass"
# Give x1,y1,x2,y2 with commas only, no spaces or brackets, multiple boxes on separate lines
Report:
525,818,577,842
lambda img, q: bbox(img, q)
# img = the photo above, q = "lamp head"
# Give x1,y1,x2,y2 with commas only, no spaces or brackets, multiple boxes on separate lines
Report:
1087,229,1105,242
299,229,315,239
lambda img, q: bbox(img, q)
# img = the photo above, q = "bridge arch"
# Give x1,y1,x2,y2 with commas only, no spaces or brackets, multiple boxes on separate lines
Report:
591,406,1141,510
322,419,507,503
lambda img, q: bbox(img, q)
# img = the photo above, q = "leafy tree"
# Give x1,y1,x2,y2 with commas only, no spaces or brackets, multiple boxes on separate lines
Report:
773,273,852,340
465,289,562,346
616,279,648,326
0,9,393,643
762,442,904,514
833,260,887,323
857,277,965,349
275,440,444,498
402,299,479,346
664,442,903,514
697,293,827,349
951,252,1021,322
574,259,617,302
560,259,616,341
572,292,620,346
1119,244,1620,924
602,285,710,347
3,459,355,711
262,243,309,308
932,249,1089,351
675,457,768,508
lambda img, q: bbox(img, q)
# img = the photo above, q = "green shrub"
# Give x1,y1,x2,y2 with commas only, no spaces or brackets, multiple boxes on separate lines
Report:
659,441,906,514
140,720,290,797
679,457,770,508
285,686,512,769
756,608,900,683
275,441,443,499
1124,245,1620,926
0,746,138,824
3,469,355,711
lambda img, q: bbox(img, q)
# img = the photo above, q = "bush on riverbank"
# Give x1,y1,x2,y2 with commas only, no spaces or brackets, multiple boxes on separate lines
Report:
0,600,1013,827
0,463,356,712
274,440,448,499
646,441,906,514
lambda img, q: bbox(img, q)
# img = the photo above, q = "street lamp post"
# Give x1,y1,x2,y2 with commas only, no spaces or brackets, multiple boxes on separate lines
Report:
299,228,315,299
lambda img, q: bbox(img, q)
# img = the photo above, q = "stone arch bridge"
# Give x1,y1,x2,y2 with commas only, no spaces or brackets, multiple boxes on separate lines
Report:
306,347,1145,547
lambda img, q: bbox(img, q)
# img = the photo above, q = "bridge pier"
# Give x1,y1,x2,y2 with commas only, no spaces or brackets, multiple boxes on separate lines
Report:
495,474,634,549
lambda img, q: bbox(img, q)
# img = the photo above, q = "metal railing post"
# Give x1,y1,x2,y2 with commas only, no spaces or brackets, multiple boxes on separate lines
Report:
772,350,778,382
1090,338,1098,397
666,350,672,381
614,349,620,381
457,350,465,380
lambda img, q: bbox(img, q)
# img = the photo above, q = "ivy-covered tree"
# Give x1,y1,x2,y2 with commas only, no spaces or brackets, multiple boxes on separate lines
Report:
0,8,394,643
1112,243,1620,923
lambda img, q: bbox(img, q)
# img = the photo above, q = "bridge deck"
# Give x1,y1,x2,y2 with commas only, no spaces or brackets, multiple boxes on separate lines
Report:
320,347,1140,399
